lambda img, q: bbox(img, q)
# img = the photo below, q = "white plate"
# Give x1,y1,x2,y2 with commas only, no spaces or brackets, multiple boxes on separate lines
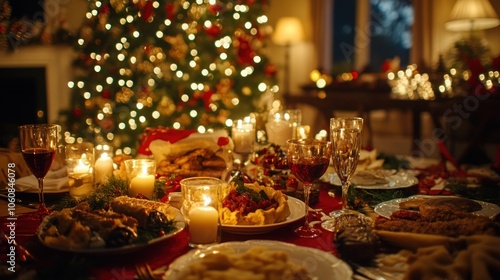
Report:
374,195,500,219
163,240,352,280
325,170,418,190
37,207,185,254
221,196,305,234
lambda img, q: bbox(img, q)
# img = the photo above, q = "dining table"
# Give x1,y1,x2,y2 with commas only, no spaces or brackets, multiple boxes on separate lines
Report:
1,154,499,279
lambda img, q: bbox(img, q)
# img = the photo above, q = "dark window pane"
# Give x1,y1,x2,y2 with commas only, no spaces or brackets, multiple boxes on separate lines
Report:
369,0,413,71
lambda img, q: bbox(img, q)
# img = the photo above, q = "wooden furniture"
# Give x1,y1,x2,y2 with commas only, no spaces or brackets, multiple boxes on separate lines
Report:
284,84,500,163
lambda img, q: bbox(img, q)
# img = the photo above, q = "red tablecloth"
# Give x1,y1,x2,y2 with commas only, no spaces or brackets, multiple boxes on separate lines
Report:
1,184,343,279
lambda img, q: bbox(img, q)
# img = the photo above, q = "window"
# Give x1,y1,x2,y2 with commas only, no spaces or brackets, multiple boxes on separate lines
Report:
332,0,413,74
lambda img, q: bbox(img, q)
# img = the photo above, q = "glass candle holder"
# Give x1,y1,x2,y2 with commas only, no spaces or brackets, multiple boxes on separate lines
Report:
181,177,222,248
124,159,156,199
65,142,95,199
284,109,302,139
266,111,293,146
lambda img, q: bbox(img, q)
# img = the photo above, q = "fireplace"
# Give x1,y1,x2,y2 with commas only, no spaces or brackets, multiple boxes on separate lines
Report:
0,45,75,129
0,67,48,126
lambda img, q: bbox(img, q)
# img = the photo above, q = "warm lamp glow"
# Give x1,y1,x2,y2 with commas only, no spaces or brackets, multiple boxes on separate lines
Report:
446,0,500,31
272,17,304,45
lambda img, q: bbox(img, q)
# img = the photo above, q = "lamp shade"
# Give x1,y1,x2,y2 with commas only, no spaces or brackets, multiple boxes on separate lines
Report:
272,17,304,45
445,0,500,31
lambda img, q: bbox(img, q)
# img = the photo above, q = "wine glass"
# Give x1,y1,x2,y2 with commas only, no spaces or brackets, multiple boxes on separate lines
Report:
287,139,331,238
321,117,366,232
19,124,59,217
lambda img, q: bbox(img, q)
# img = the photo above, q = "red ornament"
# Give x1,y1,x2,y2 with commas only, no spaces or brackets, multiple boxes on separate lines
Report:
141,1,154,22
208,4,223,15
165,3,177,21
99,4,110,14
73,107,83,118
205,25,221,38
264,63,277,76
101,88,112,99
237,37,255,66
202,89,213,111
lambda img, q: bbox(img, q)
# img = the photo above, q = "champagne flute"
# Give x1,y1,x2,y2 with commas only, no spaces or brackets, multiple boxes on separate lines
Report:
287,139,331,238
322,117,367,232
19,124,59,217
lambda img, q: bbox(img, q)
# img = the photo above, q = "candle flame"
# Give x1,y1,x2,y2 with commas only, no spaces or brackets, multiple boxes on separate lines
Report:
101,152,109,159
203,195,212,206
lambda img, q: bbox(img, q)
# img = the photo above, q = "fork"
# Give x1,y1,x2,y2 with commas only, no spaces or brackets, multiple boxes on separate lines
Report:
135,263,158,280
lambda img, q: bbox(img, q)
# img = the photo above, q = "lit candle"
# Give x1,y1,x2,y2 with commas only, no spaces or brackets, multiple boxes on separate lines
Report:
266,113,293,146
94,152,114,183
129,165,155,198
232,120,255,154
188,198,219,245
73,154,90,174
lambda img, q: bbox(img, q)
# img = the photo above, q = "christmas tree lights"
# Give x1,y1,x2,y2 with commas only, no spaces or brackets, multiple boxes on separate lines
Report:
65,0,278,155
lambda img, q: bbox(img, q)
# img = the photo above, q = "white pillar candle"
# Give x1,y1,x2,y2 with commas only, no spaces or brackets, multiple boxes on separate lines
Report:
129,171,155,198
232,121,255,154
266,118,293,146
94,152,114,183
188,205,219,244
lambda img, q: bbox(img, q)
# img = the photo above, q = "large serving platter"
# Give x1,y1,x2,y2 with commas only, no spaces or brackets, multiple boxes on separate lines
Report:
221,196,305,234
37,207,185,254
374,195,500,219
163,240,352,280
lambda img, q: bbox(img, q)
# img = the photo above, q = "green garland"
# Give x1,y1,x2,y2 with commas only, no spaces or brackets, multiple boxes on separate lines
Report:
53,176,169,211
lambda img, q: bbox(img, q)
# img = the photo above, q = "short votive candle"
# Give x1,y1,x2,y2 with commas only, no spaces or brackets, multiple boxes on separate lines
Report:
124,159,156,199
181,177,222,248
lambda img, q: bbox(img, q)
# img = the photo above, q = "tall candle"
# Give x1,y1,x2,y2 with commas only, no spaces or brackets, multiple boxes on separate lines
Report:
94,152,114,183
188,205,219,244
232,121,255,154
266,116,293,146
129,172,155,198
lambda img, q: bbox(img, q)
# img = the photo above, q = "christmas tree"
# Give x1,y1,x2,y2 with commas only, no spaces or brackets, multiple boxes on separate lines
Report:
65,0,278,155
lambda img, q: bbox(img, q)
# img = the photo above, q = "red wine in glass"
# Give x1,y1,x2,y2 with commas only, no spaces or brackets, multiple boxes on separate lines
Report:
290,158,329,185
286,139,331,238
19,124,59,219
21,148,56,179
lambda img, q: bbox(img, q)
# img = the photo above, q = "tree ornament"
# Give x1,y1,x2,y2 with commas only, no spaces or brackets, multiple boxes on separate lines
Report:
110,0,128,12
157,96,176,116
73,107,83,118
141,0,154,22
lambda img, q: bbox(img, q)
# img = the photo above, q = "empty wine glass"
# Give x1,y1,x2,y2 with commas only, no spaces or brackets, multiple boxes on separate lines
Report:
287,139,331,238
322,117,367,232
19,124,59,217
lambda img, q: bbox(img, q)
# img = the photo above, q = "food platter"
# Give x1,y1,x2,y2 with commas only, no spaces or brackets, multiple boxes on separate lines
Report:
374,195,500,219
37,207,185,254
325,170,418,190
163,240,352,280
221,196,305,234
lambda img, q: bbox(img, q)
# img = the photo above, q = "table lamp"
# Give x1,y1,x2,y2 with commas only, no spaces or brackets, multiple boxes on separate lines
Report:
272,17,304,94
445,0,499,32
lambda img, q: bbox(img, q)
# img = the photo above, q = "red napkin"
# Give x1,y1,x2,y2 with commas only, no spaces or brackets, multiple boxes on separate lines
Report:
138,127,196,156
